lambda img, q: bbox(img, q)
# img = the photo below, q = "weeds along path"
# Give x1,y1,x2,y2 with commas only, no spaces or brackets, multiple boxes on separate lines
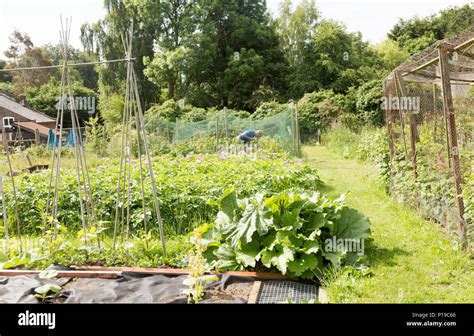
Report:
305,146,474,303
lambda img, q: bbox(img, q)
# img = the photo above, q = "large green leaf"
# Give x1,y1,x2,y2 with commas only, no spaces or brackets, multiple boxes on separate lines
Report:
303,212,327,231
280,211,302,230
302,239,320,254
261,244,295,274
287,253,321,276
35,284,61,295
266,193,306,230
275,230,303,248
39,270,59,279
232,198,273,246
204,190,371,279
332,207,371,239
0,256,30,270
213,243,242,271
218,189,239,219
323,251,344,266
199,223,220,245
235,240,261,268
261,231,277,248
215,211,234,237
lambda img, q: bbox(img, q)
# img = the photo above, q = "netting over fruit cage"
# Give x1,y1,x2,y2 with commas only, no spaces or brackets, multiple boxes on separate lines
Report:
384,26,474,248
146,107,301,155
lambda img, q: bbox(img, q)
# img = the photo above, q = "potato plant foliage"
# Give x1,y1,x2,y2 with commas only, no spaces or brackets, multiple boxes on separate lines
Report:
5,153,322,235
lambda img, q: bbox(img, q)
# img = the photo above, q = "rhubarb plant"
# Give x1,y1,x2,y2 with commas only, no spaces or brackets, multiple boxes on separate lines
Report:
201,190,371,279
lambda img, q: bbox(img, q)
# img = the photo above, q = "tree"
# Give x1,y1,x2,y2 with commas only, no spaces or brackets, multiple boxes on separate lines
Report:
3,30,55,94
150,0,202,99
388,4,474,54
277,0,319,66
296,89,345,133
80,0,160,108
0,82,15,97
143,0,288,110
24,81,98,127
3,30,33,61
43,44,99,90
224,48,265,109
373,39,409,72
0,60,12,83
98,92,124,125
144,46,193,100
191,0,288,110
286,19,382,98
343,79,384,127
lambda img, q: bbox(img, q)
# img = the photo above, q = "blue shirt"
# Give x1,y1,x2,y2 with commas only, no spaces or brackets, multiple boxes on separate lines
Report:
239,130,255,143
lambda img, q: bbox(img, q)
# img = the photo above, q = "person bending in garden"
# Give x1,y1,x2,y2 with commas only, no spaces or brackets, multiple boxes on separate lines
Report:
237,130,263,145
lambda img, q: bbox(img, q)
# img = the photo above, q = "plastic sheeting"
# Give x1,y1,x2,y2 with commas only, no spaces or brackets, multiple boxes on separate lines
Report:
63,273,252,304
0,266,254,304
0,275,70,303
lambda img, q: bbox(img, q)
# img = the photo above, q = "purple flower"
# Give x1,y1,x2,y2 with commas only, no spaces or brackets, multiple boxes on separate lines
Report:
218,151,229,160
195,154,203,164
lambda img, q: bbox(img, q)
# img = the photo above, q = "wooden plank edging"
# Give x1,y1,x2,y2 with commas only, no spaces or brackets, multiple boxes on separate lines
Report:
70,265,287,280
71,266,288,280
0,266,287,281
0,269,119,279
247,281,261,304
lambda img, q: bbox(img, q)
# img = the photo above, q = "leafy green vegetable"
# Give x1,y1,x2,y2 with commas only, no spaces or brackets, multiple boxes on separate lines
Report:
201,190,371,279
332,208,371,240
34,284,61,295
0,256,30,269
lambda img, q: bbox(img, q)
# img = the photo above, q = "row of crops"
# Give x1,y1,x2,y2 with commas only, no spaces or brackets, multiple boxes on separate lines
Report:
1,150,371,278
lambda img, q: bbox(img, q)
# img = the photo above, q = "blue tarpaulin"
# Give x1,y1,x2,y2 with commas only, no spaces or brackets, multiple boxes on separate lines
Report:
48,129,81,149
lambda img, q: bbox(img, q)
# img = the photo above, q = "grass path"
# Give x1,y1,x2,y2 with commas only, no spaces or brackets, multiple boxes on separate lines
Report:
304,145,474,303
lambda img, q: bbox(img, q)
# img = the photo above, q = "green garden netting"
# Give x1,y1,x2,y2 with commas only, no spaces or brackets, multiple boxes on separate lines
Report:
146,108,299,154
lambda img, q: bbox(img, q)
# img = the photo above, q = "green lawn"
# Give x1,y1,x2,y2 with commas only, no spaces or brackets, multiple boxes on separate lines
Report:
305,145,474,303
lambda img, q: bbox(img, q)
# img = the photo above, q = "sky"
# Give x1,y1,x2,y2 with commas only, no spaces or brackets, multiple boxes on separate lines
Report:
0,0,472,61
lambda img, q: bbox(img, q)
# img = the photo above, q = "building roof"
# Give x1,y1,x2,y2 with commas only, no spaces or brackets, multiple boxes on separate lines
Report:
14,121,50,137
0,93,55,123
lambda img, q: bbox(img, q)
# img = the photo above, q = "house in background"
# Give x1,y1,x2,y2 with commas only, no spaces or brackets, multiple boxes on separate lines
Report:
0,92,56,145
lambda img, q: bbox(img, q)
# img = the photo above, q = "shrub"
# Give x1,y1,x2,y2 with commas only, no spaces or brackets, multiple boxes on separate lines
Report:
297,90,345,136
251,101,287,120
99,93,123,125
146,99,181,121
181,107,208,122
84,116,108,156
